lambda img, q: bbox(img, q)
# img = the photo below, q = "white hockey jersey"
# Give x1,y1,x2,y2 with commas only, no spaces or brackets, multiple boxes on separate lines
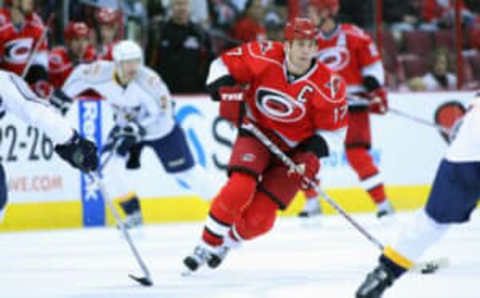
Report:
62,61,175,141
445,97,480,162
0,70,73,144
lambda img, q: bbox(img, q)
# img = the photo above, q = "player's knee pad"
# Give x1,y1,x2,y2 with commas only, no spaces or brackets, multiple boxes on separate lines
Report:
209,172,258,224
346,147,378,179
426,160,480,224
228,135,271,178
234,192,278,240
258,164,300,210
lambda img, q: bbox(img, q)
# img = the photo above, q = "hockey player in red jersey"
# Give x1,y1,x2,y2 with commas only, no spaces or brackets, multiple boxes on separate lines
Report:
183,18,348,274
299,0,394,218
0,0,49,96
96,7,120,61
48,22,96,89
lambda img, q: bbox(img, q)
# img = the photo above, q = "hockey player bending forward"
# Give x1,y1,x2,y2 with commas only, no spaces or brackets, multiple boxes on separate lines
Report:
356,96,480,298
61,40,218,228
0,71,98,222
183,18,348,273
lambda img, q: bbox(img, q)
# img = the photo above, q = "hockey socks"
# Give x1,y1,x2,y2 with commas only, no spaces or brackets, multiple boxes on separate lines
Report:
203,172,257,246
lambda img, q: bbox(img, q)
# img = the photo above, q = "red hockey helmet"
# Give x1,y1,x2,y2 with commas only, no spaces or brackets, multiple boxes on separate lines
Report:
64,22,90,40
309,0,340,14
96,8,119,25
284,18,316,41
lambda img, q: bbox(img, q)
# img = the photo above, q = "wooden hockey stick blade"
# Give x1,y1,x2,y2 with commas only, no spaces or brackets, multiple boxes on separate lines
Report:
411,257,450,274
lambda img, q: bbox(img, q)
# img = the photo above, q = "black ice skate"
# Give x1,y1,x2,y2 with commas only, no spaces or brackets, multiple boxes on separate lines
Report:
356,264,396,298
183,244,230,275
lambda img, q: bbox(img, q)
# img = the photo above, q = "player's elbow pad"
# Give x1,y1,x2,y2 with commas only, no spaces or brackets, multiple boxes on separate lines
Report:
24,64,48,84
298,135,330,158
206,75,237,101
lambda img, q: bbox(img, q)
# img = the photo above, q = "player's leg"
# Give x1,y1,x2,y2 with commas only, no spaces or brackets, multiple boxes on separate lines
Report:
0,164,8,223
102,151,142,228
356,159,480,298
345,110,394,218
182,134,272,273
148,124,219,200
224,151,317,256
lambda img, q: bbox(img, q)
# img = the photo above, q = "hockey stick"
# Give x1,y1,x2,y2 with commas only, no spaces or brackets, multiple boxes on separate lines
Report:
22,13,55,78
388,107,451,135
241,122,449,274
89,146,153,286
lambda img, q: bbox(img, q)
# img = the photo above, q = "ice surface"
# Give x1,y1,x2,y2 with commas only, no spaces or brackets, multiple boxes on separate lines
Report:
1,211,479,298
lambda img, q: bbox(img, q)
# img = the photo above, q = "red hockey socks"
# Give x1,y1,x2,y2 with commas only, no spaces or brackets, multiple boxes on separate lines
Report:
346,147,387,204
202,172,257,246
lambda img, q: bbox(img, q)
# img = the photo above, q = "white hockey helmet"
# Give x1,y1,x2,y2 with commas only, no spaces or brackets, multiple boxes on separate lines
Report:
113,40,144,63
113,40,143,81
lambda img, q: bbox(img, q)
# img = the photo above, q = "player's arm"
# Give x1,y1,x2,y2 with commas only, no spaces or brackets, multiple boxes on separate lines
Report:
137,70,173,128
24,35,50,98
206,43,257,126
56,63,100,115
357,33,388,114
3,73,98,173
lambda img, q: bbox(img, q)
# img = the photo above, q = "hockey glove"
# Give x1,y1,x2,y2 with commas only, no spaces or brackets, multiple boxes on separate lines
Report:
288,151,320,190
112,122,146,156
50,89,74,115
368,88,388,115
55,131,99,173
219,86,245,127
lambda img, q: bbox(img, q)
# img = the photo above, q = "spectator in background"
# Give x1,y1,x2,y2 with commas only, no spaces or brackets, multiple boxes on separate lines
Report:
48,22,96,89
95,7,121,60
231,0,266,43
407,48,457,91
147,0,214,93
383,0,420,33
0,0,50,97
264,9,284,41
421,0,476,30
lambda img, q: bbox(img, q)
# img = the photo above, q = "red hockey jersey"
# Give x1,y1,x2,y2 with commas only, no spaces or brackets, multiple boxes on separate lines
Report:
316,24,383,94
98,43,114,61
48,45,97,88
0,9,47,75
219,41,347,147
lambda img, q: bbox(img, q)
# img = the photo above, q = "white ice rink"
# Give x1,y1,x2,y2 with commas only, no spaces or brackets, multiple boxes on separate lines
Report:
1,211,479,298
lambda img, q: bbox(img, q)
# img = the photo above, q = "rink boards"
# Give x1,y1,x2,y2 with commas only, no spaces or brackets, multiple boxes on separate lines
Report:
0,91,476,231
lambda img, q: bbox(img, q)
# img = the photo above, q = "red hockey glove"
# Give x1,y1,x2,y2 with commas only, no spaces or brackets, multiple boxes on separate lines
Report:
288,151,320,190
219,86,245,127
368,88,388,115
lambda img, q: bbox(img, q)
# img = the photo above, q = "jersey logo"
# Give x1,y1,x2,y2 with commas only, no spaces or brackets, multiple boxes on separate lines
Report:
324,75,343,98
4,38,34,64
259,41,273,55
255,87,306,123
317,46,350,71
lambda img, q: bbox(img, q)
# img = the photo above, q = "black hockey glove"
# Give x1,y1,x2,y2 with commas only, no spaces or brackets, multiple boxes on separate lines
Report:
112,122,146,156
55,131,99,173
50,89,74,115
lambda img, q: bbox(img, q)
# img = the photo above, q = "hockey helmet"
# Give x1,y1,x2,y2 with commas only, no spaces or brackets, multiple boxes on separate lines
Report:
284,18,317,41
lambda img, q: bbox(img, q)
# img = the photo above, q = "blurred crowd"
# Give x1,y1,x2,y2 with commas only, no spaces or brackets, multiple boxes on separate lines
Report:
2,0,480,95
